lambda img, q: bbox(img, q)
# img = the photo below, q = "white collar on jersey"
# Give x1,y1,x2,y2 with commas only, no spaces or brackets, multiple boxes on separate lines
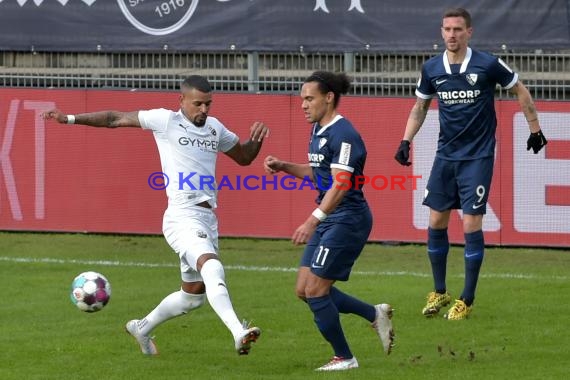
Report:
443,47,472,74
313,114,343,136
178,109,206,127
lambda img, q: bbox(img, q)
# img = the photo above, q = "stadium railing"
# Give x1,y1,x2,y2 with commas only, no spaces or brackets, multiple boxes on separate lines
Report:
2,50,570,100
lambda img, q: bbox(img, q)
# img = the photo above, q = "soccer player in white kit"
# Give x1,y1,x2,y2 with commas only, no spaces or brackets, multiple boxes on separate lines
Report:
42,75,269,355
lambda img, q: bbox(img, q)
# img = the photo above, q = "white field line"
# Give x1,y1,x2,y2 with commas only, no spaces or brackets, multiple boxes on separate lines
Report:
1,256,568,281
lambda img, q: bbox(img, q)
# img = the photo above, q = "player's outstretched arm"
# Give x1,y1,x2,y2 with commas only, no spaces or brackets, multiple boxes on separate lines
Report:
41,109,142,128
263,155,313,181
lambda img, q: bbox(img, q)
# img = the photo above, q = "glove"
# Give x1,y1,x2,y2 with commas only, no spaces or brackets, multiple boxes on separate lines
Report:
526,130,547,154
394,140,411,166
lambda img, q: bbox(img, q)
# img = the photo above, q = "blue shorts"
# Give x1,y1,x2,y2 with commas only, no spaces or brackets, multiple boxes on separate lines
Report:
300,207,373,281
423,156,494,215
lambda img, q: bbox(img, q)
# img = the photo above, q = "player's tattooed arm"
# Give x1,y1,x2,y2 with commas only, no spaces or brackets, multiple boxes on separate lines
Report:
74,111,141,128
511,81,541,133
403,97,432,141
41,109,141,128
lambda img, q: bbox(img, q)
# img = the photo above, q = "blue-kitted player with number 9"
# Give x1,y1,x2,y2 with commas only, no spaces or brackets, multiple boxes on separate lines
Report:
394,8,547,320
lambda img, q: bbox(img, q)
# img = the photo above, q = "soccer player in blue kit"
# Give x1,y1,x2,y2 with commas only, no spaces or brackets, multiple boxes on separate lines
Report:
264,71,394,371
394,8,547,320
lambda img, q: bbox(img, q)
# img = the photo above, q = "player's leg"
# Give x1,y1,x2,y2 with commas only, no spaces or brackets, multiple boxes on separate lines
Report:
305,272,357,369
125,208,210,355
137,271,207,334
125,273,206,355
461,214,484,309
138,277,207,332
300,243,354,370
188,209,260,353
295,264,311,301
198,255,260,354
443,214,483,320
298,229,353,368
421,158,456,316
162,207,259,353
327,208,375,321
445,158,493,320
428,208,452,290
309,213,392,369
321,208,394,354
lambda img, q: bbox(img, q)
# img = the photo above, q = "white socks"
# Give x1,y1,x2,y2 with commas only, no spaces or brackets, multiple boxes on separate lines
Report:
138,290,205,336
136,259,243,340
200,259,244,339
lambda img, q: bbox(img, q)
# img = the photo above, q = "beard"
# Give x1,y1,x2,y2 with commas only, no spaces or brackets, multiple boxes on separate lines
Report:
192,114,207,127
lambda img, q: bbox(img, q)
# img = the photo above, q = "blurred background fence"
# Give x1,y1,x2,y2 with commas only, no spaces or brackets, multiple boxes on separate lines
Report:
2,50,570,100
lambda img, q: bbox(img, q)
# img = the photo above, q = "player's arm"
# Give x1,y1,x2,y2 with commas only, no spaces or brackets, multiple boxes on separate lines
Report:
224,121,270,166
395,97,432,165
509,80,548,153
313,167,350,216
263,156,313,181
41,109,141,128
510,80,541,133
291,167,349,245
403,97,431,140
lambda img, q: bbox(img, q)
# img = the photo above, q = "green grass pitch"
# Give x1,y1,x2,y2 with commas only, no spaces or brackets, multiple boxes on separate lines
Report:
1,232,568,379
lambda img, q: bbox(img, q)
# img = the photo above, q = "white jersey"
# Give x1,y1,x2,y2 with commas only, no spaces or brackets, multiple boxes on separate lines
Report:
138,108,239,209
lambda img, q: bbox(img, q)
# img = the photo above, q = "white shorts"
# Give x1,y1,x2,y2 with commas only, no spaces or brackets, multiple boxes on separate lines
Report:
162,205,219,283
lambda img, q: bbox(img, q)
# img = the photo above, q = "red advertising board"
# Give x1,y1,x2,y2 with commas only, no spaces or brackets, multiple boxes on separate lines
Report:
0,88,568,247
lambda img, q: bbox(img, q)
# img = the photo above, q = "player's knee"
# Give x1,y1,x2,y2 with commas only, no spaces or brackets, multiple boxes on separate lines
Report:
463,214,483,233
200,257,225,280
429,208,451,226
180,291,206,312
196,253,220,271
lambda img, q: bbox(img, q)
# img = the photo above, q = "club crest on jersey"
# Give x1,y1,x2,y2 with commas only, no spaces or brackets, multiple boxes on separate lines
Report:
207,125,217,136
466,74,478,86
318,138,328,149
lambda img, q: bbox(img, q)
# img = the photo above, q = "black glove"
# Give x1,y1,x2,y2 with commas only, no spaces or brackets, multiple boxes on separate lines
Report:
527,130,547,154
394,140,411,166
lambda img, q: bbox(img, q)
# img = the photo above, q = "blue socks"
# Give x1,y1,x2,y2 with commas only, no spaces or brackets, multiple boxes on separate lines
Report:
307,295,352,359
329,287,376,322
461,230,484,306
427,227,449,293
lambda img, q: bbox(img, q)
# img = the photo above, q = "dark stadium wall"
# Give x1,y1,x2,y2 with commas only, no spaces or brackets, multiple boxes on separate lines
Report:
0,1,569,52
0,88,568,247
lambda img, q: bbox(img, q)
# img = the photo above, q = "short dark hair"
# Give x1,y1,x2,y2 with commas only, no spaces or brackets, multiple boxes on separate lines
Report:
442,8,471,28
305,71,351,108
181,75,212,93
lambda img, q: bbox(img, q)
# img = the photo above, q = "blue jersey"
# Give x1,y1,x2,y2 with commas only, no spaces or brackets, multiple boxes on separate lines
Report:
307,115,367,214
416,47,518,160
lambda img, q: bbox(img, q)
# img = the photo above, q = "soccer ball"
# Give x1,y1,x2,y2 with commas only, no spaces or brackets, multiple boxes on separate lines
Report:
70,271,111,312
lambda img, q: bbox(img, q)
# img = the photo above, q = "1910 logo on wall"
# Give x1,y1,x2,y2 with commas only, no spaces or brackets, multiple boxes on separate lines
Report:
117,0,231,36
117,0,365,36
6,1,365,37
